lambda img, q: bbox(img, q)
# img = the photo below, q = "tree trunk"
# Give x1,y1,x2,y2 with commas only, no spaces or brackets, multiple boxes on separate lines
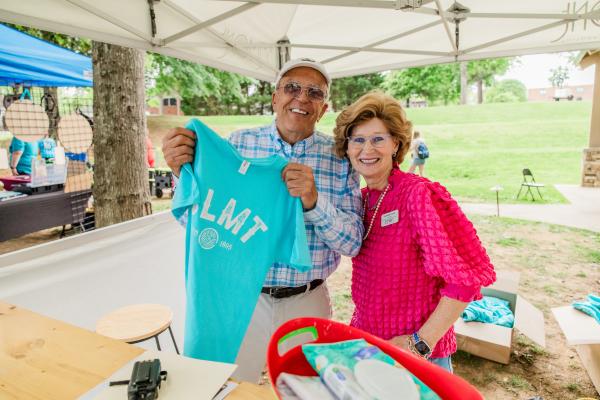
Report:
460,62,468,105
477,80,483,104
92,41,151,228
43,87,60,139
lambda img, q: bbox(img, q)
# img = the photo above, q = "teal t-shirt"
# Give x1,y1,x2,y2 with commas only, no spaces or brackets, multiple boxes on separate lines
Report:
172,118,312,363
38,137,57,159
9,137,38,175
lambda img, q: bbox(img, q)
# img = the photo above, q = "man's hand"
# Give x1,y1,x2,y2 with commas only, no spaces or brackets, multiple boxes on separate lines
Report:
162,127,196,177
282,163,318,210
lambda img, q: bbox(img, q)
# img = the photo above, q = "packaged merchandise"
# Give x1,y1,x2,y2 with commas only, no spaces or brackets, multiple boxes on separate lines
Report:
312,354,371,399
276,372,337,400
354,359,419,400
302,339,440,400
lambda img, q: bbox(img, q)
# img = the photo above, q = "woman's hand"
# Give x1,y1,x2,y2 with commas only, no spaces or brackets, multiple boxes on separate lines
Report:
416,296,469,353
389,335,411,351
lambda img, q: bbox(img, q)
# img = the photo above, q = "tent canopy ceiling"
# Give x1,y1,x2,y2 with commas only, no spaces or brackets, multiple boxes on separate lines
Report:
0,23,92,87
0,1,599,81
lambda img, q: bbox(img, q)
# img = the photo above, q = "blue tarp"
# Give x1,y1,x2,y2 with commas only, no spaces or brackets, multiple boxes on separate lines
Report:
0,24,92,87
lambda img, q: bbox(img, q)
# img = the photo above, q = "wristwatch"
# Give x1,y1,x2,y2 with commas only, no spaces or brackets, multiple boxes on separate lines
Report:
411,332,432,359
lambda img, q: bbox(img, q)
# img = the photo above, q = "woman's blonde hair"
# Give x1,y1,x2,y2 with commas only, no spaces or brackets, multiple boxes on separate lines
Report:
333,91,412,164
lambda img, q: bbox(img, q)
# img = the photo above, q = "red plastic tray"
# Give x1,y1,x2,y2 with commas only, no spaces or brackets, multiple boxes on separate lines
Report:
0,175,30,190
267,317,483,400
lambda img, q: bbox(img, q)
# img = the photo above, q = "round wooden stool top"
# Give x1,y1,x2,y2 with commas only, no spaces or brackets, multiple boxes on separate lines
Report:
96,304,173,343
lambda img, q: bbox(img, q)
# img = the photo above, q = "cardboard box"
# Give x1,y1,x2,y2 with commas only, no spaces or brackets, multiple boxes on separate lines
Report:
552,305,600,394
65,160,92,192
454,270,546,364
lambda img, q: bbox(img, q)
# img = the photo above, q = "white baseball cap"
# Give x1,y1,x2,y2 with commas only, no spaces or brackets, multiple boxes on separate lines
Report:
275,58,331,90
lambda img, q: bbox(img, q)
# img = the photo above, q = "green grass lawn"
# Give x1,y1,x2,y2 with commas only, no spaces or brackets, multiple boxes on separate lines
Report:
149,101,590,204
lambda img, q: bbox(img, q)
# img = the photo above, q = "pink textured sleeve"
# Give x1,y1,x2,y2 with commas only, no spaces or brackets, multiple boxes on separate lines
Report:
441,283,481,303
407,181,496,301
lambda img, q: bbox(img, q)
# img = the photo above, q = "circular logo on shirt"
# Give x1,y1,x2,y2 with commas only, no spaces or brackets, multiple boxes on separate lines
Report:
198,228,219,250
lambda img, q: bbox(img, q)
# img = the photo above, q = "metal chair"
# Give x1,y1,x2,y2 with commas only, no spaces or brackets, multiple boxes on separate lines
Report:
516,168,545,201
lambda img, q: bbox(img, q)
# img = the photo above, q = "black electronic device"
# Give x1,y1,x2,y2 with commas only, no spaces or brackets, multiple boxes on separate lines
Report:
128,359,167,400
109,359,167,400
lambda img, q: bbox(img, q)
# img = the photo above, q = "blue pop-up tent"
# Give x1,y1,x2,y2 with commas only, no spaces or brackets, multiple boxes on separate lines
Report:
0,23,92,87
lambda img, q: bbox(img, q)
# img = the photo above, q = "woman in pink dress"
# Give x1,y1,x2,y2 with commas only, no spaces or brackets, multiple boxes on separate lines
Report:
333,91,496,372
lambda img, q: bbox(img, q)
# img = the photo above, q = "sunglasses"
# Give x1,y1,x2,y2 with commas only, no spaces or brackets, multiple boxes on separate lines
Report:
280,81,327,102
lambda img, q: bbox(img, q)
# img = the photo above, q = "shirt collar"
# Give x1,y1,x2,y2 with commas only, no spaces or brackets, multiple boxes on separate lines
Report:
269,120,317,155
268,122,284,152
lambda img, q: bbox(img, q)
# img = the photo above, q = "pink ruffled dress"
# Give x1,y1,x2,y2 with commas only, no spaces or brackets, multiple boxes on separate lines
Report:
351,167,496,358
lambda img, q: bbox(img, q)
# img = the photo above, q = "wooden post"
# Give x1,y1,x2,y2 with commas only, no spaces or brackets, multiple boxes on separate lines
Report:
589,56,600,148
580,51,600,187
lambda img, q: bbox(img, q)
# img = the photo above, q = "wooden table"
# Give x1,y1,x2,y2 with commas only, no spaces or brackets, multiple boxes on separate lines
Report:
0,301,142,399
228,382,276,399
0,302,276,399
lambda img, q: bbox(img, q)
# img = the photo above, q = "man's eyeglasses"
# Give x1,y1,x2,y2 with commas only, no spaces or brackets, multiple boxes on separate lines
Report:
279,81,327,102
347,134,393,148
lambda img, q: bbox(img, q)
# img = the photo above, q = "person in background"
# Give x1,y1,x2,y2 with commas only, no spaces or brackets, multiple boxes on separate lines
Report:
333,91,495,372
146,131,155,168
408,130,427,176
9,136,38,176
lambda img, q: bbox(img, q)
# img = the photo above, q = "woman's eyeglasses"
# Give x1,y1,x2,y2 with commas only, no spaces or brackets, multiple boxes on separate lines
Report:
347,134,393,148
279,81,327,102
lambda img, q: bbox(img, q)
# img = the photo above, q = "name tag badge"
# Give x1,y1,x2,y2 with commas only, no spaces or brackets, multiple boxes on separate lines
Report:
238,160,250,175
381,210,399,227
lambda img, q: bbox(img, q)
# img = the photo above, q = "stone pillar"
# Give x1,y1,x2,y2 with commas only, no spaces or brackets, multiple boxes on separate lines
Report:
582,148,600,187
581,52,600,187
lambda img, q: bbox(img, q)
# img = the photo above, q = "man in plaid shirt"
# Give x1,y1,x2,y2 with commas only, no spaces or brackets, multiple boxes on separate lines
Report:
162,58,363,382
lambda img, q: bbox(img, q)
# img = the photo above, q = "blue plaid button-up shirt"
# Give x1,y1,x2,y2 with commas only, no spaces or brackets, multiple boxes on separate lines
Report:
179,122,363,287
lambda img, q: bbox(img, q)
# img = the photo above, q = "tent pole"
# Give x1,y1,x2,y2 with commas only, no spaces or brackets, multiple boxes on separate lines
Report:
162,3,258,45
277,38,291,70
321,20,442,64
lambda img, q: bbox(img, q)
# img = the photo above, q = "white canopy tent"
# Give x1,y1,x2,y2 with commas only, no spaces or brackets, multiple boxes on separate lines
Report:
0,1,599,81
0,4,599,392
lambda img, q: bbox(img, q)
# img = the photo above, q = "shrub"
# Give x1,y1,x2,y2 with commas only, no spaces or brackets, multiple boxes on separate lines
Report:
486,79,527,103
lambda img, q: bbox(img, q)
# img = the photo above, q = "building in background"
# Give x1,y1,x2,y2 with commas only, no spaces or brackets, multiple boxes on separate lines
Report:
528,84,594,102
161,95,183,116
146,93,184,116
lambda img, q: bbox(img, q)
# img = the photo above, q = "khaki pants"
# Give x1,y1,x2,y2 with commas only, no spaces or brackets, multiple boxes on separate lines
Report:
232,283,332,382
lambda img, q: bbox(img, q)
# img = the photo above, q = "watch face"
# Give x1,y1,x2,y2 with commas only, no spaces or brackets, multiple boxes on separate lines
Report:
414,340,431,355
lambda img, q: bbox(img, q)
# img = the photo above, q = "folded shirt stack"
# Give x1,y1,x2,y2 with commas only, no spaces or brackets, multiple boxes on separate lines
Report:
572,293,600,324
